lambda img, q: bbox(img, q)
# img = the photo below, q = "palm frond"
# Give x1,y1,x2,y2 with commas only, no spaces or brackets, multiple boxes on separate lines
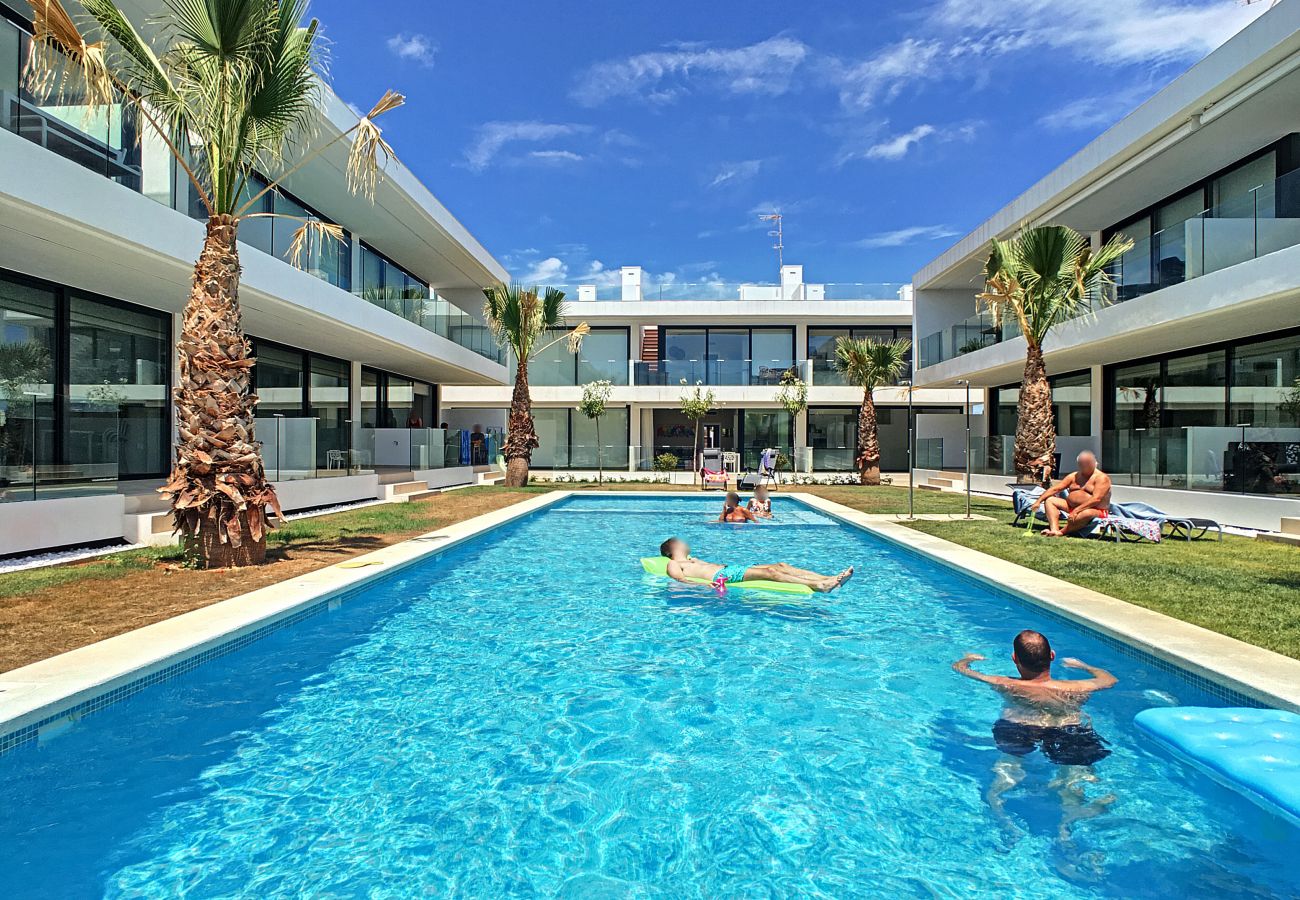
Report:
283,217,344,269
346,89,404,198
833,336,911,391
24,0,116,117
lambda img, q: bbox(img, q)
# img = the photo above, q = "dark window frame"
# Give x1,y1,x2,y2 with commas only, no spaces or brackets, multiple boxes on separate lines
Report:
1,265,172,480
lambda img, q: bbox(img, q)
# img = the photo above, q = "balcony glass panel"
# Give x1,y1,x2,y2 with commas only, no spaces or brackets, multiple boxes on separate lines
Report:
0,279,57,502
1230,333,1300,428
750,329,794,385
707,328,748,386
661,329,706,385
577,329,629,385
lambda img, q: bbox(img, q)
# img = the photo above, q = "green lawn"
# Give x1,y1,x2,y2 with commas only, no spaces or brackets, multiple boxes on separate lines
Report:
798,485,1300,660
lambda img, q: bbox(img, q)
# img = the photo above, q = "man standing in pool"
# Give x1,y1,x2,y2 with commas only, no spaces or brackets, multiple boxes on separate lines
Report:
659,538,852,592
953,630,1117,846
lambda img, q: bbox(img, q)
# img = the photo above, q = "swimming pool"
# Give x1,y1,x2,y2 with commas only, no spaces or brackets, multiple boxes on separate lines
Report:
1,494,1296,897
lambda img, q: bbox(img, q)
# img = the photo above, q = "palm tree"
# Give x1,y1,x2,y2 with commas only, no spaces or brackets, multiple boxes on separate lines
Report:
24,0,403,566
483,283,589,486
978,225,1132,482
834,337,911,485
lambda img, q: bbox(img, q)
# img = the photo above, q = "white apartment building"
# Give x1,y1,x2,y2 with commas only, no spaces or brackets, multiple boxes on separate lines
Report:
0,0,510,555
910,1,1300,531
441,265,968,478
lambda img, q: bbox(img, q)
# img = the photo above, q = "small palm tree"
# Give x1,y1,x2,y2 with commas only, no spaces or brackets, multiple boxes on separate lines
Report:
834,337,911,485
978,225,1132,481
25,0,403,566
484,284,588,486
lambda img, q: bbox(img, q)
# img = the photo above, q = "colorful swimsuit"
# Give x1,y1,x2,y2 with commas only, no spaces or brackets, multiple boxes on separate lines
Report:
712,563,752,584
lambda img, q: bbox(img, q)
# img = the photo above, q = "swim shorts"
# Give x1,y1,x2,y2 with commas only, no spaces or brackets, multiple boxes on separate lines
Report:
713,563,752,584
992,719,1112,766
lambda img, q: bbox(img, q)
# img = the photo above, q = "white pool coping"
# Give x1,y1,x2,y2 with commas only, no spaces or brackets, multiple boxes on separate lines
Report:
2,487,1297,750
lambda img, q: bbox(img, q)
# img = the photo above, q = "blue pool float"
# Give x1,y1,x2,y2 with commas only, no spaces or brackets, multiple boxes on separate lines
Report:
1135,706,1300,827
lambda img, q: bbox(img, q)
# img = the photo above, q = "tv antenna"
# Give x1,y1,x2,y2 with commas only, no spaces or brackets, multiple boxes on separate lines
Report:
758,212,783,270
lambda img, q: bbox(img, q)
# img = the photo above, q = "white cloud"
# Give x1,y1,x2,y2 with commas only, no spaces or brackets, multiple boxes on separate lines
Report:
509,248,723,293
464,121,591,171
708,159,763,188
572,36,809,106
825,39,948,112
386,33,437,67
856,225,960,249
529,149,585,164
931,0,1268,67
865,124,937,161
519,256,568,284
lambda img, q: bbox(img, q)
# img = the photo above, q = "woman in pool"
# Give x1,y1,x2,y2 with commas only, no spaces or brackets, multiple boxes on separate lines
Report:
718,492,758,523
747,485,773,519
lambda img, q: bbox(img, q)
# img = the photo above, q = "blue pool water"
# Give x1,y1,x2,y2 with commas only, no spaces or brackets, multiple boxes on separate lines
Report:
2,494,1296,897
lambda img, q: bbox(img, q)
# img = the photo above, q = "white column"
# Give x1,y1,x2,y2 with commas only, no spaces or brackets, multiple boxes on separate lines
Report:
628,402,641,471
1089,363,1105,450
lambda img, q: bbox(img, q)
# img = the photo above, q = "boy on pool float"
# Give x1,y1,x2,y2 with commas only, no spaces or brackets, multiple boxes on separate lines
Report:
659,538,852,592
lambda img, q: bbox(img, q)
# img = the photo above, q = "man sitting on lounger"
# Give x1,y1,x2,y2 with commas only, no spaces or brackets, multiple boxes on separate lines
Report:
659,538,852,592
1031,451,1112,537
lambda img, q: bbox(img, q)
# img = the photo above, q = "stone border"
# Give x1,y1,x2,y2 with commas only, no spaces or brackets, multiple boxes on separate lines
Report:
0,490,570,746
792,491,1300,712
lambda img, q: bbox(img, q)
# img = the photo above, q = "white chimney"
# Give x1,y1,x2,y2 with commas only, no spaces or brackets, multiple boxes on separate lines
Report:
577,284,597,302
781,264,803,300
621,266,642,302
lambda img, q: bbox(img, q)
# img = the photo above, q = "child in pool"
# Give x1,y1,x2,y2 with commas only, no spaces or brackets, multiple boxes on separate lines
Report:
747,485,773,519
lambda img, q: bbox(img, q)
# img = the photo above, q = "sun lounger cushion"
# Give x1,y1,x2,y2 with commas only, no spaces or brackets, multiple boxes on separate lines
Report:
1135,706,1300,827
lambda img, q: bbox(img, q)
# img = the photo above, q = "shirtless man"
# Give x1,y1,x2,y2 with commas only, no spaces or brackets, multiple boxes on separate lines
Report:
1031,451,1112,537
718,492,758,524
659,538,852,592
954,630,1117,844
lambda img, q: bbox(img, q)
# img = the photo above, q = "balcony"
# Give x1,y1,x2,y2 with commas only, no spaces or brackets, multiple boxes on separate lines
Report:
350,289,504,365
917,166,1300,370
633,359,800,386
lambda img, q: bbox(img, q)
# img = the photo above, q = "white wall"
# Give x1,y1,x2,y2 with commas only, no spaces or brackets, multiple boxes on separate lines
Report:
0,494,127,557
916,412,986,469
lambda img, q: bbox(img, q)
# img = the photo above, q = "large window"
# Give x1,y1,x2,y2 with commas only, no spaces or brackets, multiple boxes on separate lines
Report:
1,271,170,493
530,407,631,469
358,243,428,319
658,327,794,385
68,294,168,477
808,327,911,386
358,366,433,430
1231,334,1300,427
1103,330,1300,494
250,340,353,469
992,370,1093,439
527,328,630,386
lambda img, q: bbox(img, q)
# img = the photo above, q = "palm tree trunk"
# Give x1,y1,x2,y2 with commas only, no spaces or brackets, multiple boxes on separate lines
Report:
503,357,537,487
1014,342,1055,483
856,386,881,486
161,215,279,567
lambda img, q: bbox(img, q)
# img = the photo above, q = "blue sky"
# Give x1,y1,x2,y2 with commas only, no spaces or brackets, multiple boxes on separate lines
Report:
313,0,1267,289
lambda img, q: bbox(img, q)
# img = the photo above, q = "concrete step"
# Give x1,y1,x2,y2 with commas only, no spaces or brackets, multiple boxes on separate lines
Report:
380,480,428,501
917,484,945,492
1256,531,1300,548
477,471,505,485
121,511,179,547
1280,517,1300,536
404,489,442,502
928,477,963,489
378,470,416,485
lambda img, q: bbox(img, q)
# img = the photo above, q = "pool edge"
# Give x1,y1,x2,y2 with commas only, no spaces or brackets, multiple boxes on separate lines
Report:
790,491,1300,714
0,490,571,753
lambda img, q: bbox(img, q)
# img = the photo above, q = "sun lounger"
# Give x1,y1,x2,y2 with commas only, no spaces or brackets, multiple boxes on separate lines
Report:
1114,501,1223,542
1010,488,1162,542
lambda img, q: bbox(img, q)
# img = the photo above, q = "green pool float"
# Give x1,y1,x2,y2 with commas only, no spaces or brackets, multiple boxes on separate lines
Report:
640,557,813,595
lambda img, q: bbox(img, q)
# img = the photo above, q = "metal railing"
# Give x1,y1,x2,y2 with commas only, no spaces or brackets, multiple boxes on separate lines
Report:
0,401,120,503
917,167,1300,369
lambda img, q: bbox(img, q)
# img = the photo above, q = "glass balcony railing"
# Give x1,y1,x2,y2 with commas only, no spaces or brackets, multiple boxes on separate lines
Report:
633,359,799,386
634,282,906,301
820,283,907,300
350,289,505,365
0,400,119,503
918,166,1300,369
915,438,944,470
1102,425,1300,496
